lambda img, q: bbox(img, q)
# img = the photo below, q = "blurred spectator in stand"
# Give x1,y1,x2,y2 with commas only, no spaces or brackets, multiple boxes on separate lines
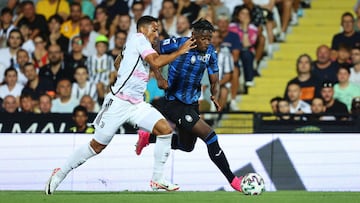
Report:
79,16,99,57
216,14,241,111
71,66,98,102
18,23,35,54
312,44,339,84
320,81,348,120
0,63,5,84
308,97,335,121
47,14,69,53
350,46,360,86
15,48,30,85
254,0,278,57
98,0,129,21
351,96,360,114
286,81,311,114
36,0,70,21
38,93,52,114
87,35,116,104
108,30,127,60
197,3,216,25
67,105,95,133
22,62,55,100
128,1,145,35
158,19,170,40
160,0,178,37
140,0,162,18
270,96,282,114
39,44,72,88
229,6,258,88
114,14,131,34
31,35,48,69
235,0,268,74
16,1,48,40
211,28,233,111
354,5,360,31
1,94,18,113
276,98,292,120
93,5,114,38
212,0,231,20
334,44,352,69
72,0,95,20
60,2,82,39
177,0,200,23
128,1,144,34
65,35,87,72
79,94,100,113
0,29,23,68
175,15,192,38
65,36,87,72
275,0,293,42
51,78,79,113
19,92,34,114
331,12,360,60
284,54,321,104
0,67,23,104
334,66,360,111
0,7,16,48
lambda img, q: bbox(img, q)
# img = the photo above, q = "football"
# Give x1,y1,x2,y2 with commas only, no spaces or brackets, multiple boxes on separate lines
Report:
241,173,265,195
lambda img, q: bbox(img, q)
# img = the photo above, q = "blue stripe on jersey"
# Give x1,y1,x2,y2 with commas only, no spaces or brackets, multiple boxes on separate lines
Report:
161,37,219,104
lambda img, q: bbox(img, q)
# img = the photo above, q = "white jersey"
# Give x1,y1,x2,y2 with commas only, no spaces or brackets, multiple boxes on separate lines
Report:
110,33,156,104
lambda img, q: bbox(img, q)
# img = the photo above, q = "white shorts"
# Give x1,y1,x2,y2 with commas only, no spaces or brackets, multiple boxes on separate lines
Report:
92,94,165,145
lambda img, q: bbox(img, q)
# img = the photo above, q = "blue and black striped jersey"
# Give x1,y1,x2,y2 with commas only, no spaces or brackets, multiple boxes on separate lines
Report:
159,37,219,104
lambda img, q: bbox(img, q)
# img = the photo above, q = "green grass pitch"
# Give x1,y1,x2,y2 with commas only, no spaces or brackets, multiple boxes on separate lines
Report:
1,191,360,203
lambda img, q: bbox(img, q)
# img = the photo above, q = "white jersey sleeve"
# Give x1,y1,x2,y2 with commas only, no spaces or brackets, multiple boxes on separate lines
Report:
110,33,157,104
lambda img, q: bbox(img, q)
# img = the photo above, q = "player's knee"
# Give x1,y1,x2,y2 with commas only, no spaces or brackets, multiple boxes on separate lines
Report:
90,139,107,154
153,119,173,135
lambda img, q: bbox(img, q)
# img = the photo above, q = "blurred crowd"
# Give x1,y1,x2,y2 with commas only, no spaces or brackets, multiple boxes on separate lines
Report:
271,4,360,121
0,0,317,125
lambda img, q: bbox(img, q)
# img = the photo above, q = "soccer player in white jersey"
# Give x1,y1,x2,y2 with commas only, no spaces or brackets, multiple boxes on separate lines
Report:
45,15,196,194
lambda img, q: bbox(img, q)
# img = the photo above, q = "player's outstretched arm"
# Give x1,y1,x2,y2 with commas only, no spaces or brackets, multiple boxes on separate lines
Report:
209,73,222,112
145,38,196,69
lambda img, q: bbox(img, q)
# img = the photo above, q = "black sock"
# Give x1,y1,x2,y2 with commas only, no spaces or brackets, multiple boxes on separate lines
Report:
149,133,156,143
205,131,235,183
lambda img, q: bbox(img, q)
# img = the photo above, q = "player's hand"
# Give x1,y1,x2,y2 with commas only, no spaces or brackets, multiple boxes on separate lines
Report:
178,38,197,55
210,96,222,112
157,78,168,90
114,54,122,70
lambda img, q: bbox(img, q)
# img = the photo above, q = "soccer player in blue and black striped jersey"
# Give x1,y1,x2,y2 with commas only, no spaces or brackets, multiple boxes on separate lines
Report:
136,18,243,192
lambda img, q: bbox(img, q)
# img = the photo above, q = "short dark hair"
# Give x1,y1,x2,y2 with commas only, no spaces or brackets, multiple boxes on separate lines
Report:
48,14,63,24
137,15,158,31
1,7,12,16
71,2,81,9
72,105,88,116
4,67,17,77
341,12,354,22
191,18,215,33
23,62,35,69
270,96,282,104
338,66,350,74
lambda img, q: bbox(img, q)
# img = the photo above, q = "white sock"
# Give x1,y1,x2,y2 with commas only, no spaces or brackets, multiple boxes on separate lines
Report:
152,133,172,181
61,142,97,175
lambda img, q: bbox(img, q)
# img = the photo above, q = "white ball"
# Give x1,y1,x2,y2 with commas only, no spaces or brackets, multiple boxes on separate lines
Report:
240,173,265,195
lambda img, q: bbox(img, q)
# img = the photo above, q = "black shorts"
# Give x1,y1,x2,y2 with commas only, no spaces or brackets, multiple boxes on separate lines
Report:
163,100,200,131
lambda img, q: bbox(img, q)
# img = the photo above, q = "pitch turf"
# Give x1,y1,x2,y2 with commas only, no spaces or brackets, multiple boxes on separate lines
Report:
1,191,360,203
